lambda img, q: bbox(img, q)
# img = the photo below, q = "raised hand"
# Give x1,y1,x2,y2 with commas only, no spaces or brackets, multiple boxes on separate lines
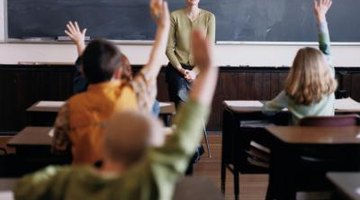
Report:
188,29,217,106
150,0,170,28
314,0,332,23
65,21,87,55
65,21,87,45
192,29,213,72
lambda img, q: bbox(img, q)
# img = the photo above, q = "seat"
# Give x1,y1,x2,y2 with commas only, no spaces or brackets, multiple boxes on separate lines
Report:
267,114,360,200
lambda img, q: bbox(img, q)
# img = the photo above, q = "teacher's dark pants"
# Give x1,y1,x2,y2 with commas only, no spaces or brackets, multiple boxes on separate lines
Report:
165,63,192,107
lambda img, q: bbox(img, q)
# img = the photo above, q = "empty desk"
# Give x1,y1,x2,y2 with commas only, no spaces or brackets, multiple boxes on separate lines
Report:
26,101,64,126
7,126,53,155
26,101,176,126
265,126,360,200
327,172,360,200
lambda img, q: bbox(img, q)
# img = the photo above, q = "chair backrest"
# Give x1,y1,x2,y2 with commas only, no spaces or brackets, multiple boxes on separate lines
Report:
299,114,360,127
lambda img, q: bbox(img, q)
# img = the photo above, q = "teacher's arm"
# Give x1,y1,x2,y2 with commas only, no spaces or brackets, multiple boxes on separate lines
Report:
166,15,187,75
207,13,216,44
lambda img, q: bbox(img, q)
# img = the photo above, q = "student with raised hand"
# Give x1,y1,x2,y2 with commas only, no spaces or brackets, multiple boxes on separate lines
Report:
15,29,218,200
66,20,161,115
52,0,170,165
262,0,337,124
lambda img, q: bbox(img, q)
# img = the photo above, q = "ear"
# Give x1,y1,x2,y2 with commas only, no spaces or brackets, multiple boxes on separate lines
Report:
113,68,123,80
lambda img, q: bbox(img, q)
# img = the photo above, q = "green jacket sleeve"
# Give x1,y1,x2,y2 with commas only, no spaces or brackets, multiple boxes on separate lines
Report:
148,100,209,176
318,21,335,77
14,166,70,200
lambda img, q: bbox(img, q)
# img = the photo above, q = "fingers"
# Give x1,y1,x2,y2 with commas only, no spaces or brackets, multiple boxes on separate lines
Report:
317,0,332,8
82,28,87,36
66,21,84,34
74,21,81,32
66,21,76,33
150,0,162,18
327,0,333,8
162,1,169,18
64,30,72,38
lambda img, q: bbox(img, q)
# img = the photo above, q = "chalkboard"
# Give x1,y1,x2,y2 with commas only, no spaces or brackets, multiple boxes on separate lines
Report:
7,0,360,42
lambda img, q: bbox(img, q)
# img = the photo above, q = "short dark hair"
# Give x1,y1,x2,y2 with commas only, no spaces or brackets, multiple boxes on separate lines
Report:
82,39,122,84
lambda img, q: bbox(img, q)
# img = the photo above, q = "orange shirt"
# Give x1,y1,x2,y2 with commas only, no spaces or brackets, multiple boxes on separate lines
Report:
59,81,137,164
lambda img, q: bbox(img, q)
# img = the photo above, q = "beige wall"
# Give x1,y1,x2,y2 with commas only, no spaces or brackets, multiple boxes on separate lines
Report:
0,0,359,66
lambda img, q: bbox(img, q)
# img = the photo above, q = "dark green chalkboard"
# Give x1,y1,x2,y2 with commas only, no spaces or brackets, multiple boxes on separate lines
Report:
7,0,360,42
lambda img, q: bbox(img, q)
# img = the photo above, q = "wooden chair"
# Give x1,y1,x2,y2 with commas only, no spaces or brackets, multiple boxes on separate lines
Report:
267,114,360,200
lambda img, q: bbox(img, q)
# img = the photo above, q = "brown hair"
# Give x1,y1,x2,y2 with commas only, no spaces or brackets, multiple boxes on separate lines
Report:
285,47,337,105
82,39,122,84
120,54,133,81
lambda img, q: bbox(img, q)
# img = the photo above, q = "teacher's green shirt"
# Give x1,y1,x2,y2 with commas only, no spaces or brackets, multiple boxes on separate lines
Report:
166,8,215,69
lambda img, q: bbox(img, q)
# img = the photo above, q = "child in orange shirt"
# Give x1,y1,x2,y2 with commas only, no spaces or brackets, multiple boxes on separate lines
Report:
52,0,170,165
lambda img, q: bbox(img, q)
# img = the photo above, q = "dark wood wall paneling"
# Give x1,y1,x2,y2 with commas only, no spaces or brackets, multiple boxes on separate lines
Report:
1,65,359,133
0,65,75,134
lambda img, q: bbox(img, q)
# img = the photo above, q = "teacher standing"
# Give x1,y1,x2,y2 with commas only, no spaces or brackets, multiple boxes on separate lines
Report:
166,0,215,107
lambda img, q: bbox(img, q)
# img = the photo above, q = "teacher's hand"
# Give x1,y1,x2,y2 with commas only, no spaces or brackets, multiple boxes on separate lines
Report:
185,70,197,82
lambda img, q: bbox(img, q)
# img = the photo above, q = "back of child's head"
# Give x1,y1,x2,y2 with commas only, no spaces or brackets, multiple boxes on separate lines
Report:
104,110,163,166
286,47,337,105
82,39,122,84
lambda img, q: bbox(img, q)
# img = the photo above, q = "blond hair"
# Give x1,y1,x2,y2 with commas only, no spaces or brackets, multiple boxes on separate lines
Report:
104,111,162,166
285,47,337,105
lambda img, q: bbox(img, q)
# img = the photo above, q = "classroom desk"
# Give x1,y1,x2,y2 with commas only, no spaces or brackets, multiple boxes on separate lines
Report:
26,101,64,126
7,126,174,156
221,100,290,197
0,177,223,200
265,126,360,200
221,98,360,198
26,101,176,126
327,172,360,200
7,126,53,155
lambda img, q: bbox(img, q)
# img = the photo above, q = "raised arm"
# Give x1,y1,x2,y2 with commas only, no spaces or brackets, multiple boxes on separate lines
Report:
65,21,87,56
140,0,170,78
314,0,332,60
130,0,170,112
149,30,218,178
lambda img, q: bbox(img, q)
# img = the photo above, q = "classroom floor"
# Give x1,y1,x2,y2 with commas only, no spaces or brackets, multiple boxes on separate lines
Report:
194,133,268,200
